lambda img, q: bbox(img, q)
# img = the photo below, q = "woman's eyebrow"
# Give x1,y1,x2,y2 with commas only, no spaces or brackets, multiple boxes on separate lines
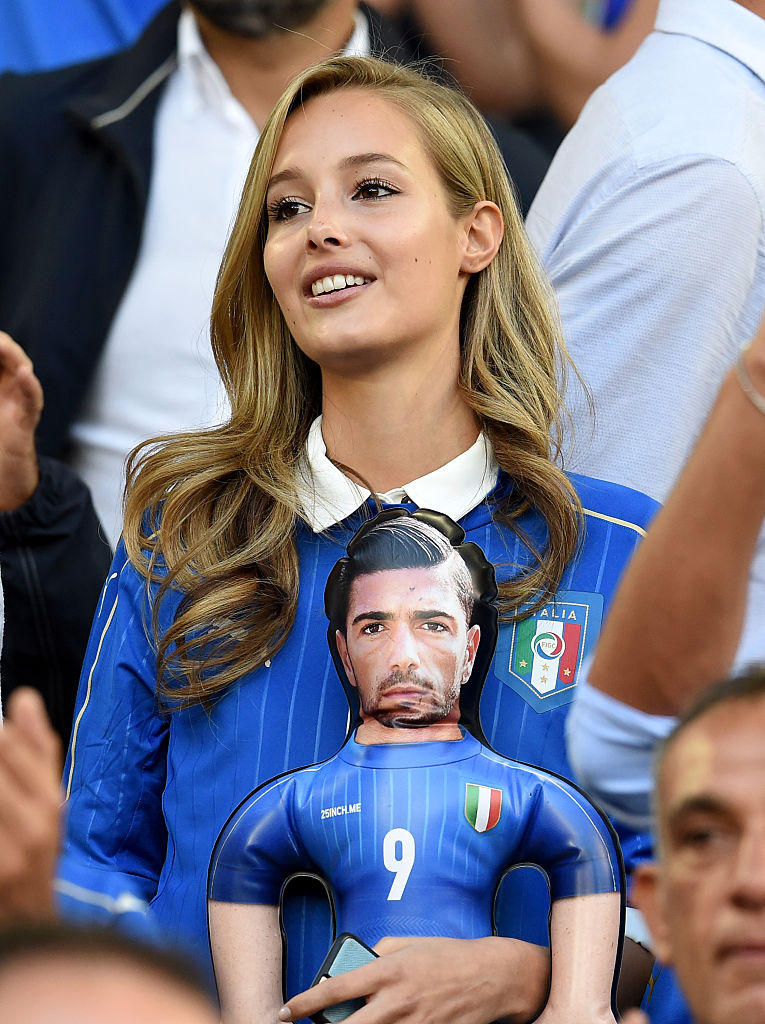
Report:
267,153,408,192
267,167,302,191
338,152,408,172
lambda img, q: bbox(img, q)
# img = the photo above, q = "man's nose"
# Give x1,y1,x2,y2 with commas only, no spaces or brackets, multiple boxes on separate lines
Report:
731,826,765,908
388,627,421,672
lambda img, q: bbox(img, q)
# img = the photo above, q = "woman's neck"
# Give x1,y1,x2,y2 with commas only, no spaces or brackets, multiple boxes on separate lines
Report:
320,366,481,493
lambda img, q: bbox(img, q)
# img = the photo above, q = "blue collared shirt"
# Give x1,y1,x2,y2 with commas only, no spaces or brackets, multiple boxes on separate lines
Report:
527,0,765,666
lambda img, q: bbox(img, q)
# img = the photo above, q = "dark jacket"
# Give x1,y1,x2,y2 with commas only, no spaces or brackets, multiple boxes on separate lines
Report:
0,458,112,743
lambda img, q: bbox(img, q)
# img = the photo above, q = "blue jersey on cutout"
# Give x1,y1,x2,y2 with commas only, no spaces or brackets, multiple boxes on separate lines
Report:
210,730,619,947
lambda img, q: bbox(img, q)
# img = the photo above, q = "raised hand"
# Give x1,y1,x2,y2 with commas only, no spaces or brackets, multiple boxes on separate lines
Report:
0,331,43,511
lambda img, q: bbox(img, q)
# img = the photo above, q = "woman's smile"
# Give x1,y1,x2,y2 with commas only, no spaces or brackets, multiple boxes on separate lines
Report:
303,265,375,300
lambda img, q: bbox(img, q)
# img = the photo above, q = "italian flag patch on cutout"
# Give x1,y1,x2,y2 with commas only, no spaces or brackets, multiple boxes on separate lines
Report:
465,783,502,833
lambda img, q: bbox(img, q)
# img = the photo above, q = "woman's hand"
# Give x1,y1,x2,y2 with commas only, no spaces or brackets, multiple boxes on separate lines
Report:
278,935,549,1024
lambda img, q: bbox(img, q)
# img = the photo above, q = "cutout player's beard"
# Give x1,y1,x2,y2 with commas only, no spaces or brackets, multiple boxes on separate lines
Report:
361,670,461,730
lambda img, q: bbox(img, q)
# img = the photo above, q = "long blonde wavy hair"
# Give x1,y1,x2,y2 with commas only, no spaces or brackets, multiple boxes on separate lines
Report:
124,55,582,708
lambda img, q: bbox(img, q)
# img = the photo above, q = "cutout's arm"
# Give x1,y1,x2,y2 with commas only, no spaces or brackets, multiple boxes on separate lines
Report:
535,892,620,1024
209,901,282,1024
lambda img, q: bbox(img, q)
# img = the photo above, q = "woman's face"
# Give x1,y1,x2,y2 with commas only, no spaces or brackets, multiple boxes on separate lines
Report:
263,89,474,376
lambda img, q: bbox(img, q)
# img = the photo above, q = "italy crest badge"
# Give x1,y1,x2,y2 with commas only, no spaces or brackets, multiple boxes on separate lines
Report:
494,591,604,712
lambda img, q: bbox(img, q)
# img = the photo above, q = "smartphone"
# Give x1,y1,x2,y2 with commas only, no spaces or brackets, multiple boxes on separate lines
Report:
309,932,378,1024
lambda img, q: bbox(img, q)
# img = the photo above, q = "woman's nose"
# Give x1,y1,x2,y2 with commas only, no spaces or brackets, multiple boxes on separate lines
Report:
305,200,349,250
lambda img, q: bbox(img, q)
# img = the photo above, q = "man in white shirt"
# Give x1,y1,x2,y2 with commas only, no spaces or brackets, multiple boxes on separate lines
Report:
0,1,402,547
526,0,765,668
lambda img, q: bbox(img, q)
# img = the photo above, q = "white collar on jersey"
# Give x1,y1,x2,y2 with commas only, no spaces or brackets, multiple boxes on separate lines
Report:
298,416,499,533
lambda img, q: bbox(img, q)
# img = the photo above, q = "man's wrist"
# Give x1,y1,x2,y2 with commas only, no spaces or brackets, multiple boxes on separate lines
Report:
0,452,40,511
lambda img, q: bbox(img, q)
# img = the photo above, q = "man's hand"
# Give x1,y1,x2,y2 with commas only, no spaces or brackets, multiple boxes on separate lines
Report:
0,687,63,922
278,935,549,1024
0,331,43,511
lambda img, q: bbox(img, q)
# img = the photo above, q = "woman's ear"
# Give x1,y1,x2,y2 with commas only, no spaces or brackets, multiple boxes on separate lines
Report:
460,201,504,274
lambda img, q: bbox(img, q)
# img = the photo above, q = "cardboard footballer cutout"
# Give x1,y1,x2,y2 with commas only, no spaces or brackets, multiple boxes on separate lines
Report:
207,510,623,1024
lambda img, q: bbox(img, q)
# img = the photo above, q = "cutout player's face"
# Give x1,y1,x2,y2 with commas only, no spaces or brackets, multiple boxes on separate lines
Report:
336,563,479,730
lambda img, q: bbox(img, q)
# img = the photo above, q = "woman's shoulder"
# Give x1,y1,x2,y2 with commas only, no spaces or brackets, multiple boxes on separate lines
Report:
567,471,660,537
479,467,660,536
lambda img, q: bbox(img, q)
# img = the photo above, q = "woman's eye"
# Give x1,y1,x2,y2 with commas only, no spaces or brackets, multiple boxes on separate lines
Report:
353,178,398,201
268,197,310,222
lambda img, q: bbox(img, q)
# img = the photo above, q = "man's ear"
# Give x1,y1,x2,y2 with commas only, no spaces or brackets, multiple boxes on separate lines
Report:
336,629,357,689
460,201,504,274
460,624,481,686
631,861,673,966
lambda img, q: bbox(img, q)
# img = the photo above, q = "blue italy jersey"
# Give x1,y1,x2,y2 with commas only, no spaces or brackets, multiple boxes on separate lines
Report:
210,730,619,947
59,472,656,987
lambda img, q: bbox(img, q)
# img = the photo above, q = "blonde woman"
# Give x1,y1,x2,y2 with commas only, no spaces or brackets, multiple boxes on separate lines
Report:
60,56,656,1023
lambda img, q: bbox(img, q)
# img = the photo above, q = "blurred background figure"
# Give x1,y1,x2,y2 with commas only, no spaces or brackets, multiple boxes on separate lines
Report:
527,0,765,671
0,922,218,1024
369,0,659,154
512,0,659,132
1,0,167,73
